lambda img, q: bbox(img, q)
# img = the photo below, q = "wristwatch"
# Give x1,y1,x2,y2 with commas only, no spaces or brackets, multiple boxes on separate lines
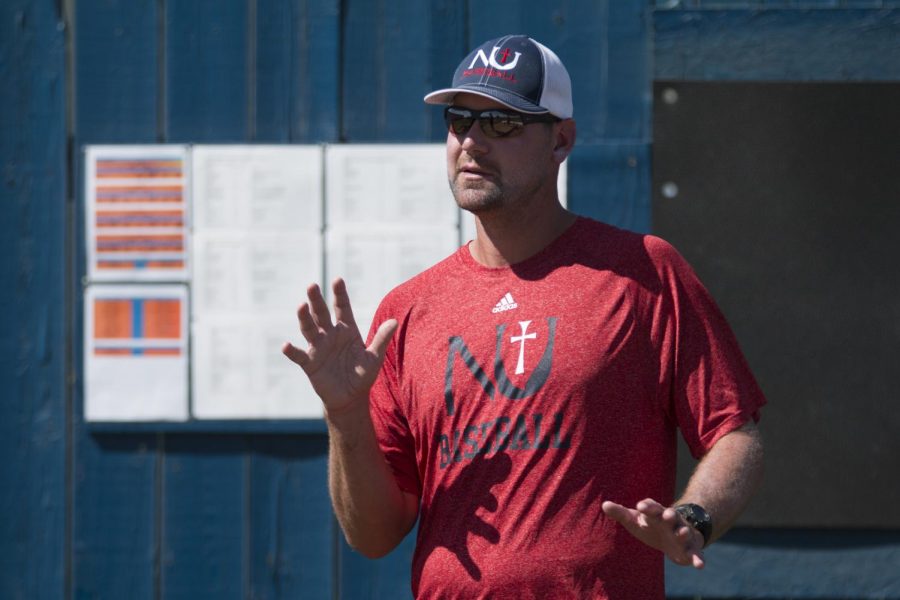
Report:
674,503,713,548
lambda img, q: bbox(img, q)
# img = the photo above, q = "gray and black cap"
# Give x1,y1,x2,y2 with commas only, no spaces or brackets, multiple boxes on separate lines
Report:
424,34,573,119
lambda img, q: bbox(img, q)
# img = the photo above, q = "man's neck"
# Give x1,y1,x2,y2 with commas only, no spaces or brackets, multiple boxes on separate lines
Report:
469,200,576,268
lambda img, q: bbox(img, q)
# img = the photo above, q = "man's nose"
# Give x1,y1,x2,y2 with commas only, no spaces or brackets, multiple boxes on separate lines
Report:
460,124,490,155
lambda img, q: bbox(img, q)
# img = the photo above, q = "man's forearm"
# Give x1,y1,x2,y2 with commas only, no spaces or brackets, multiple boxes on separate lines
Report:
326,401,419,558
676,421,764,544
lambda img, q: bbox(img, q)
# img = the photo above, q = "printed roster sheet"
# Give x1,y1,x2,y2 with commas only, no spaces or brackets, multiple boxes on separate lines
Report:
191,145,324,419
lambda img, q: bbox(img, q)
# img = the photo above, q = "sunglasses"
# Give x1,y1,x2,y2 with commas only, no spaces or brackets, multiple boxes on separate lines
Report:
444,106,560,138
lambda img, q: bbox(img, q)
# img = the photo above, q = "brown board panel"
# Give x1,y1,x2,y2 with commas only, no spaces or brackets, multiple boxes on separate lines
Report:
653,81,900,528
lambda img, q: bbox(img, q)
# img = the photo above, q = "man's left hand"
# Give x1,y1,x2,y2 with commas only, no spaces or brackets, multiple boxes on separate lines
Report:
601,498,705,569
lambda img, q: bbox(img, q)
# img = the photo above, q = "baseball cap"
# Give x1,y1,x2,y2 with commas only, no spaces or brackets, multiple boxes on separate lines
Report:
424,35,573,119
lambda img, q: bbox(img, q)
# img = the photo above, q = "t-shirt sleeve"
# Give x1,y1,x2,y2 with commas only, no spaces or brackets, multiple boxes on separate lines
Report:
366,304,422,498
650,237,767,458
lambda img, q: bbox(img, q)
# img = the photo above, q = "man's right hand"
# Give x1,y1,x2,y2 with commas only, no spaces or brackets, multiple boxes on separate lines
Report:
282,278,398,416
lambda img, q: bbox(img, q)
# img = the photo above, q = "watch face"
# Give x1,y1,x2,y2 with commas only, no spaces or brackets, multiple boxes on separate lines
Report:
678,504,709,524
676,504,712,545
690,505,706,523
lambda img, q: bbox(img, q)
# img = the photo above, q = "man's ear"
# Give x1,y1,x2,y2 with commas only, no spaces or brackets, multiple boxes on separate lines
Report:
552,119,577,164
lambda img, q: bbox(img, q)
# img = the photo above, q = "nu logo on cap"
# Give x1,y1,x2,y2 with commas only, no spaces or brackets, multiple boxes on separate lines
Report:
468,46,522,71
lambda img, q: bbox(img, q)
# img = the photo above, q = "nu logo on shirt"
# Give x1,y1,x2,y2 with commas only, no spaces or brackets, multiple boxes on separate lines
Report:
443,317,557,416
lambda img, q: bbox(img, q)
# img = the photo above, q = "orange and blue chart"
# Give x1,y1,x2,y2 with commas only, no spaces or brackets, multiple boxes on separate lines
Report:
86,147,189,282
84,284,189,422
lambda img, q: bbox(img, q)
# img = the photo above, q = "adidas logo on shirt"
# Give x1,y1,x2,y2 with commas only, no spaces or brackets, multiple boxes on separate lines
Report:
492,292,518,313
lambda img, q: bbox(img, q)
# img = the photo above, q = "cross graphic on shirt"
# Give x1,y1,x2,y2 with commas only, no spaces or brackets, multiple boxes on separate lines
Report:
510,320,537,375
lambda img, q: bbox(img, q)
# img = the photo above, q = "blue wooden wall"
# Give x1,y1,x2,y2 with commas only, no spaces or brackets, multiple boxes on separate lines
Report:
1,1,67,598
1,0,898,598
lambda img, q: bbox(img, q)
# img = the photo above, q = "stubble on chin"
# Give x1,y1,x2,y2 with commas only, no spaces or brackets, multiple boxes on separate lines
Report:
449,178,504,214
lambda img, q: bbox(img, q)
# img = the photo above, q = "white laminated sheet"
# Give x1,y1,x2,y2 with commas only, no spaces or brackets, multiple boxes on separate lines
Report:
84,284,189,421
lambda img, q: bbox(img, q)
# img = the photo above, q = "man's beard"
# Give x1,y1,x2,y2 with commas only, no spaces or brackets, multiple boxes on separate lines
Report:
449,178,505,214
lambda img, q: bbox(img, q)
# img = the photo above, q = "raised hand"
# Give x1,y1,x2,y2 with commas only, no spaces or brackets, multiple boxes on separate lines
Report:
282,278,397,416
601,498,705,569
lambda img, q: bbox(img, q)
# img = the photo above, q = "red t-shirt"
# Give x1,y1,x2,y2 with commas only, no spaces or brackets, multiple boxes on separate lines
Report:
367,217,765,599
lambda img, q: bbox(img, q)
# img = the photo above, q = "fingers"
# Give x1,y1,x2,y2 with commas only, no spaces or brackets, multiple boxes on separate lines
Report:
675,524,693,542
605,498,669,530
670,533,705,568
331,278,359,330
636,498,666,518
301,279,362,338
601,500,637,526
636,499,681,534
605,498,707,569
306,283,334,332
297,303,320,343
281,341,310,368
368,319,398,360
296,282,339,344
669,549,705,569
670,523,705,568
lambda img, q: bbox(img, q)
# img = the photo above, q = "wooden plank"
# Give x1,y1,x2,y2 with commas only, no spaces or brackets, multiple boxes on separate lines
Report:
162,436,247,598
0,1,67,597
297,0,342,141
255,0,342,142
246,435,334,599
71,2,162,598
654,9,900,81
654,1,895,6
254,0,296,142
423,0,468,141
160,5,256,597
467,0,527,40
72,435,159,600
342,0,457,141
165,0,249,141
567,143,651,232
75,0,160,142
603,1,652,141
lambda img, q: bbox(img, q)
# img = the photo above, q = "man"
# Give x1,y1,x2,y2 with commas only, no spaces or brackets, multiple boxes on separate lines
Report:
283,35,765,599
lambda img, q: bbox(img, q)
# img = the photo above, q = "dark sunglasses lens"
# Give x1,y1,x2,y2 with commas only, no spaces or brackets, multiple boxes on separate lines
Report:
445,108,474,134
445,107,527,137
483,111,524,137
